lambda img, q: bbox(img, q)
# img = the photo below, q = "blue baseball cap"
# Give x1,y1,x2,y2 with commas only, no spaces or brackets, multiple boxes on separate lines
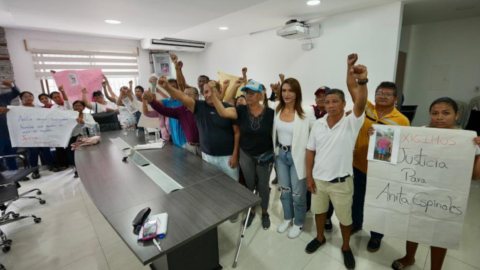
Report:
241,80,264,93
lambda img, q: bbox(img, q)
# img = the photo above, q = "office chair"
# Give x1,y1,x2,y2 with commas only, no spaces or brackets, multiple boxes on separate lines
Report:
400,105,418,123
0,183,42,253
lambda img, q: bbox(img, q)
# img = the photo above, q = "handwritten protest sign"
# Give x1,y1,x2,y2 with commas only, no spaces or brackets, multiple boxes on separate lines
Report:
53,69,104,102
7,106,78,148
364,126,477,249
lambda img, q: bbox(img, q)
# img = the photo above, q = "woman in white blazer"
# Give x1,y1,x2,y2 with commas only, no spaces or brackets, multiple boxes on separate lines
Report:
272,78,316,239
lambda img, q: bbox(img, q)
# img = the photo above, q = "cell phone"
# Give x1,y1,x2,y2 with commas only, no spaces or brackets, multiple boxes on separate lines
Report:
141,219,158,241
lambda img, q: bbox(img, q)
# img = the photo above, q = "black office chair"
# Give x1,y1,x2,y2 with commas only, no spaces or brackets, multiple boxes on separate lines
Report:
400,105,418,123
1,263,5,270
0,183,42,253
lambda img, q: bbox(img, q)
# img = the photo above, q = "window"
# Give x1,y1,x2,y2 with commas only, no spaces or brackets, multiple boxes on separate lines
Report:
30,49,139,96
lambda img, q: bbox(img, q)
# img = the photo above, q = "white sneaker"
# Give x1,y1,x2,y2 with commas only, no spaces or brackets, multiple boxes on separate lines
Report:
277,219,292,233
288,224,303,239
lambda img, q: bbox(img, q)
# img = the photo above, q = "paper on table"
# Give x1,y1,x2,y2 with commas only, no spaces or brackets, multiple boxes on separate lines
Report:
134,141,165,150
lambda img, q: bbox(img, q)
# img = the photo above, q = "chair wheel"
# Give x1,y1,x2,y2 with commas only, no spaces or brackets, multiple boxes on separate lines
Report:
2,245,10,253
12,214,20,218
37,191,42,195
5,240,12,245
34,218,41,223
40,200,46,205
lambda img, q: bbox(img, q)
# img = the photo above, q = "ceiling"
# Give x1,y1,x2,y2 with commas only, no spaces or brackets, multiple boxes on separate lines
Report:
403,0,480,26
2,0,479,43
0,0,401,42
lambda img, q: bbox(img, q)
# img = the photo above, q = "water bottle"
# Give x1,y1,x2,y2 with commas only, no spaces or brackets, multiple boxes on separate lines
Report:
81,125,87,138
90,124,97,137
155,128,160,142
144,128,149,142
122,121,128,136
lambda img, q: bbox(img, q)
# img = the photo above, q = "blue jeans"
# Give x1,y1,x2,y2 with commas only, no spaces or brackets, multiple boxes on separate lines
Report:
28,147,54,168
202,152,239,182
0,138,18,170
276,150,307,226
352,166,384,240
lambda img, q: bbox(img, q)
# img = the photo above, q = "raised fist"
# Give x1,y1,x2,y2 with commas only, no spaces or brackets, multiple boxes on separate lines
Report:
143,90,154,102
279,74,285,83
81,87,87,93
350,65,368,81
170,53,178,64
223,79,230,89
1,81,13,88
242,67,247,75
233,78,244,88
347,53,358,66
59,85,65,92
177,61,183,69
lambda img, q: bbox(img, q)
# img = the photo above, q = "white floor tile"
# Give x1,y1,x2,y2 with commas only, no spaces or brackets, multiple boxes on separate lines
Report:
447,223,480,269
424,254,480,270
90,212,123,249
102,241,150,270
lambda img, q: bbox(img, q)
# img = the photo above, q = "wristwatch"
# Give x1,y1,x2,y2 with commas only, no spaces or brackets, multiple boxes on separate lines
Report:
357,79,368,85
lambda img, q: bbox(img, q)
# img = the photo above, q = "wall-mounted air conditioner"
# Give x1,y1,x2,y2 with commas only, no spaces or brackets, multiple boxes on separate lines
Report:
141,38,207,52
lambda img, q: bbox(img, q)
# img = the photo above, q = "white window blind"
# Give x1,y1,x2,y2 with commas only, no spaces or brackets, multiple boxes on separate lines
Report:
31,49,139,79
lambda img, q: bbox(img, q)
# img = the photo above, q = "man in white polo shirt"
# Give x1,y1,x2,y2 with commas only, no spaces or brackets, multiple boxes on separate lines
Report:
304,57,368,270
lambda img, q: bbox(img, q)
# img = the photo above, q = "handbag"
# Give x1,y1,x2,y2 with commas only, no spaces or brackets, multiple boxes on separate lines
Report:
245,150,275,166
91,103,121,132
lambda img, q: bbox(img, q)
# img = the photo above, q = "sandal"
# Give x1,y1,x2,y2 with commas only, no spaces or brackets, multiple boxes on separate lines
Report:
392,259,414,270
392,260,404,270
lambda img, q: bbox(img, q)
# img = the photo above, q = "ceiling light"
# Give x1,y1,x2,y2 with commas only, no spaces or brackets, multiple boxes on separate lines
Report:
219,27,228,30
307,0,321,6
105,20,121,24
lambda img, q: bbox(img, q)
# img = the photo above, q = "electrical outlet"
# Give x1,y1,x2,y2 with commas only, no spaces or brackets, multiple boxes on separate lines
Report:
475,86,480,93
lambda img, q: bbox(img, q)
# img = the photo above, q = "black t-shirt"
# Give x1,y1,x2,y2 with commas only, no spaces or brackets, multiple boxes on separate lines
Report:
194,100,235,156
235,105,274,156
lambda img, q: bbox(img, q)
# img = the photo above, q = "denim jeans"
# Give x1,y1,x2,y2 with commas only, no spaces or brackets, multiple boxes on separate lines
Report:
352,166,384,240
0,138,18,170
202,152,239,182
276,149,307,226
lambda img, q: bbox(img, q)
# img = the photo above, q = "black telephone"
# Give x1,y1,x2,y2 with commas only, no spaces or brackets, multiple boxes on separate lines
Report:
132,207,151,234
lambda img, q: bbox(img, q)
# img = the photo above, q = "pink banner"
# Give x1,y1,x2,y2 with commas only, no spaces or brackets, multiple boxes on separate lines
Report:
53,69,104,102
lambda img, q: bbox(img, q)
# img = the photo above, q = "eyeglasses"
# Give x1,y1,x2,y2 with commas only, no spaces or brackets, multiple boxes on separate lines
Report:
375,92,393,98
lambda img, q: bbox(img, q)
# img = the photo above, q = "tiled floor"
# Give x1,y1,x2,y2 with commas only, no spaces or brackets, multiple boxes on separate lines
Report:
1,169,480,270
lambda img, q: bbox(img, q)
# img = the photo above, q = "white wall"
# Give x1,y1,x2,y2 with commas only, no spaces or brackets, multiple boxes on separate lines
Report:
4,28,200,96
196,2,403,108
402,16,480,126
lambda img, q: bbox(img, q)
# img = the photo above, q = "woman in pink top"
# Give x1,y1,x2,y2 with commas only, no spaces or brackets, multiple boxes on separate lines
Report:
376,135,390,161
142,99,170,141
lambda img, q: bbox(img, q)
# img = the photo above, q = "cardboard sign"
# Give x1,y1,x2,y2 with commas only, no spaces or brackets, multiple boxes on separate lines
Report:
364,126,477,249
53,69,104,102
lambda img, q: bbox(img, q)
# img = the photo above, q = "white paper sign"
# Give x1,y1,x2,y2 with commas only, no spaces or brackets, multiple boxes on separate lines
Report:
122,97,138,114
364,126,476,249
7,106,79,147
137,114,161,129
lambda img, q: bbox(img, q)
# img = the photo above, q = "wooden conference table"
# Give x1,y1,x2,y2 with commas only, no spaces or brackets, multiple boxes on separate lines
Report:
75,130,260,270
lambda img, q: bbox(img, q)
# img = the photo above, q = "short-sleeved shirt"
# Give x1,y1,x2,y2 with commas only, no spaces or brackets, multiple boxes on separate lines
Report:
377,138,390,149
307,112,365,180
235,105,274,156
90,101,117,113
161,98,187,147
194,100,235,156
353,100,410,174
